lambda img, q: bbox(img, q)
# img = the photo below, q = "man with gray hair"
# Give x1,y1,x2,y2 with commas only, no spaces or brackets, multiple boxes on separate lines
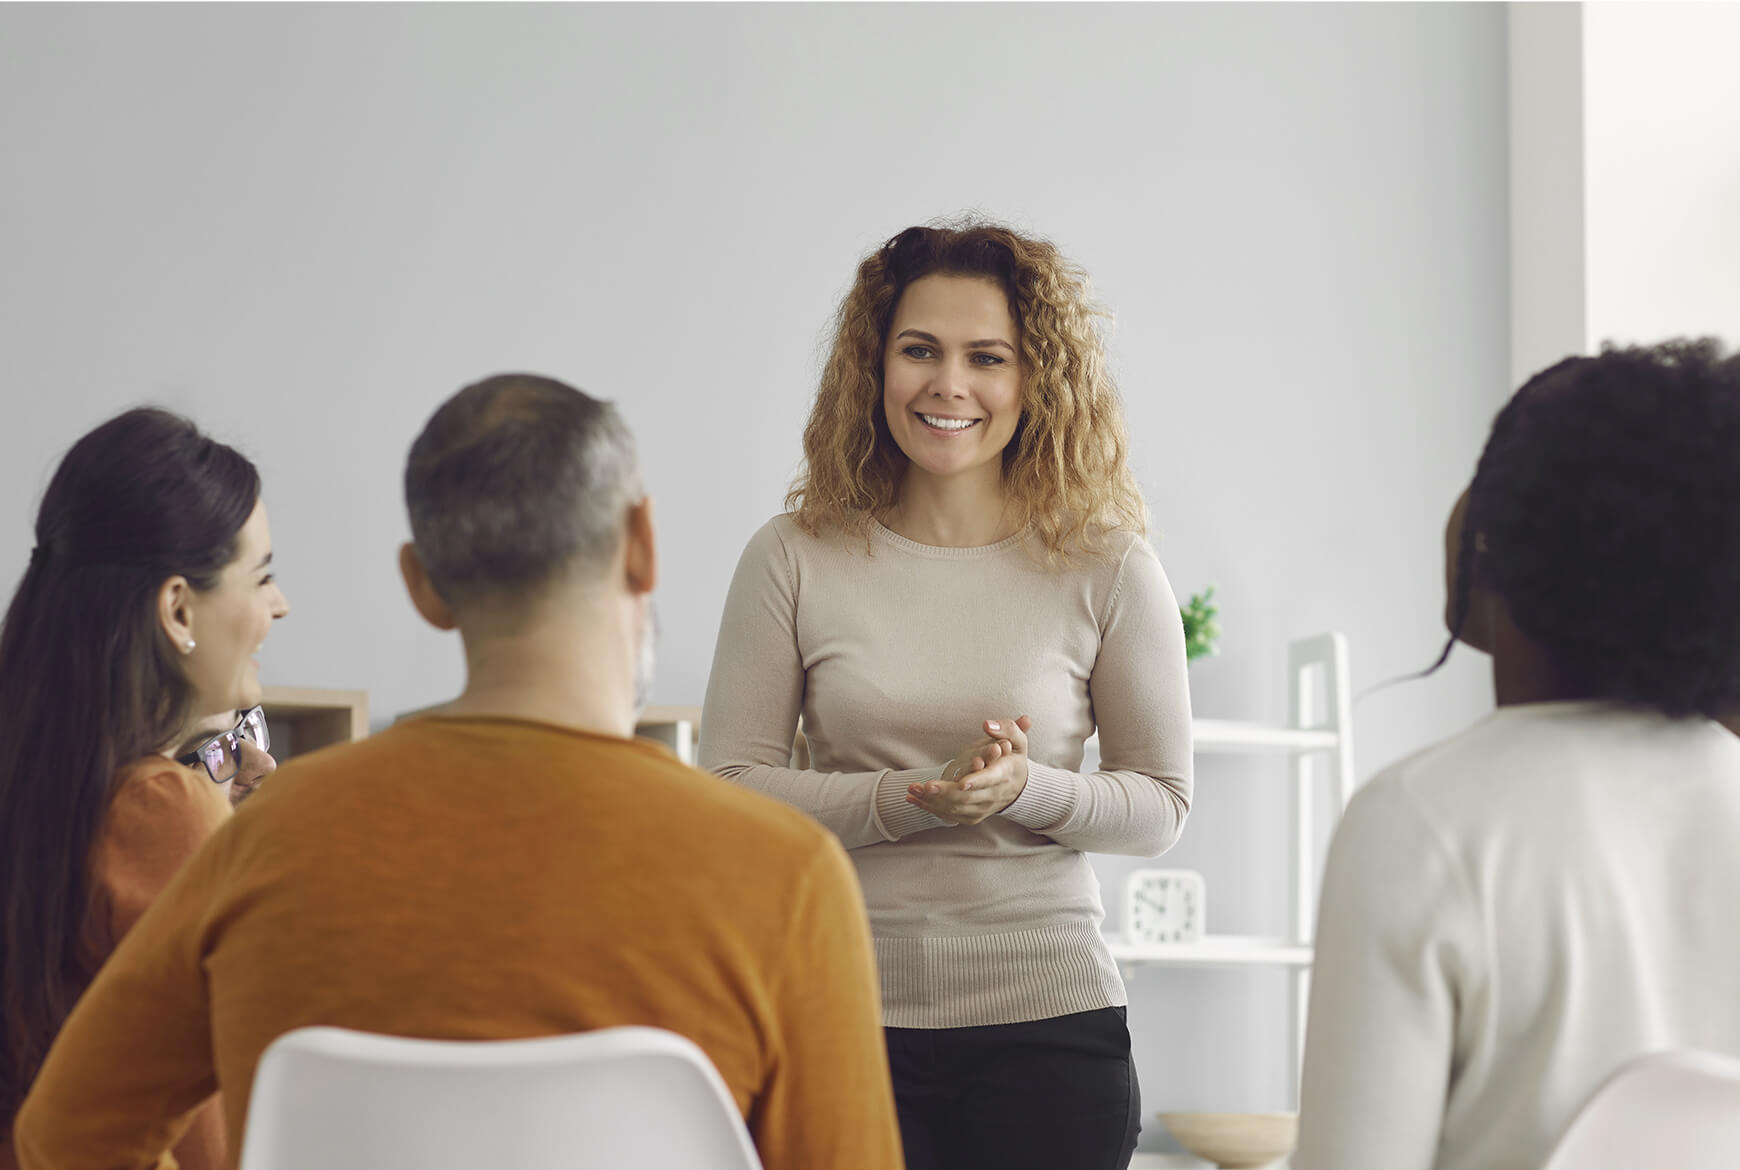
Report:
17,375,904,1170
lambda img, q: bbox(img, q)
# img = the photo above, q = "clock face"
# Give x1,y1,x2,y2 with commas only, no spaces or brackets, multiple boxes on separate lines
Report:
1125,868,1205,945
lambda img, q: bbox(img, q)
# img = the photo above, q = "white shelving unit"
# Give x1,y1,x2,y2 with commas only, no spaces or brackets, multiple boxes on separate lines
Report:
1105,632,1354,1106
1106,935,1314,968
636,632,1354,1104
635,704,700,764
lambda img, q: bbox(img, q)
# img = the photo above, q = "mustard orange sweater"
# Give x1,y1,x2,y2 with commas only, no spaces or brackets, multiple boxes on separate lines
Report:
3,759,230,1170
14,717,901,1170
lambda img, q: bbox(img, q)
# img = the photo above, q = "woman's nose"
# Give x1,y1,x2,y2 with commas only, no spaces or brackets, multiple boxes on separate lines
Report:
928,361,971,399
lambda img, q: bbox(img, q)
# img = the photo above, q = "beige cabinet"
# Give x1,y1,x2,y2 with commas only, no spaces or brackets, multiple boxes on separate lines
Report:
259,686,370,760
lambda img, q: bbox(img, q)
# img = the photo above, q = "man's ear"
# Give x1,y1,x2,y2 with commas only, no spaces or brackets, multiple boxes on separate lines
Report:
623,497,657,596
158,575,197,654
399,543,458,631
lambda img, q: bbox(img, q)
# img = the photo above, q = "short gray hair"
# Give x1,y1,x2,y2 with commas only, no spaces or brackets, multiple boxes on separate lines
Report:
405,374,640,606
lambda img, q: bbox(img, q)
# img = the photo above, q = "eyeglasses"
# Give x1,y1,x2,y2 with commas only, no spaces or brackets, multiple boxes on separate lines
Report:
177,706,270,784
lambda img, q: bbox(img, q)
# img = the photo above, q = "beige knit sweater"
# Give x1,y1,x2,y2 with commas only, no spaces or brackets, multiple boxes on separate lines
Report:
700,516,1194,1028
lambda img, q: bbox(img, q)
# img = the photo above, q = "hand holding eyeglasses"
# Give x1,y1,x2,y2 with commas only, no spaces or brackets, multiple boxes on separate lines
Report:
177,706,277,805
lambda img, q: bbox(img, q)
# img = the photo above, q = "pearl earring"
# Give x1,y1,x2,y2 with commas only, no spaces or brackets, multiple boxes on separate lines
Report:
183,639,196,654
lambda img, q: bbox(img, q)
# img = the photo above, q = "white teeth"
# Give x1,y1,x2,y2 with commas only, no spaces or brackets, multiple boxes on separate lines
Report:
920,414,978,431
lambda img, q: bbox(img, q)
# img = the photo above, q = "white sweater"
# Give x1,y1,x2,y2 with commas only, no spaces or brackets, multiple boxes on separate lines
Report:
1296,700,1740,1170
700,515,1194,1028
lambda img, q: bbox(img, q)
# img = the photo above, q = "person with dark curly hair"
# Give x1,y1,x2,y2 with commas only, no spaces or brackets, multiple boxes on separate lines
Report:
700,220,1193,1170
1295,339,1740,1170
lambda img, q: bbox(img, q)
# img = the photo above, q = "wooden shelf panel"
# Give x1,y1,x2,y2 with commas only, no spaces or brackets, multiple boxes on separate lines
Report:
259,686,369,760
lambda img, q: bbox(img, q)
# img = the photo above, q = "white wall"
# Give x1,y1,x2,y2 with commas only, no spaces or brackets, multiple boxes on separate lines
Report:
1507,1,1740,375
1508,2,1587,387
0,2,1507,1146
1583,2,1740,349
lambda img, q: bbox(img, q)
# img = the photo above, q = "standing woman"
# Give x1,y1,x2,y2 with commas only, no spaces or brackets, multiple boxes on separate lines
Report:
701,220,1193,1170
0,408,289,1170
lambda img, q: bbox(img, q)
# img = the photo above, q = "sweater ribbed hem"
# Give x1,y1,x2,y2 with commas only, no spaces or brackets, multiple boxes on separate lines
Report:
1002,761,1076,832
873,766,952,840
875,920,1127,1028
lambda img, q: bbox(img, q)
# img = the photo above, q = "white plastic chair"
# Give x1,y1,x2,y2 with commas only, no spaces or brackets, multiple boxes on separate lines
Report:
237,1025,764,1170
1540,1048,1740,1170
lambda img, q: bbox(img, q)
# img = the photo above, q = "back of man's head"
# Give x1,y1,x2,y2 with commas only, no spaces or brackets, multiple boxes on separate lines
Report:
405,374,639,613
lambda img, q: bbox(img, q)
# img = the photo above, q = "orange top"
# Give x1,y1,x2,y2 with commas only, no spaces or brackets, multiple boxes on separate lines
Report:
14,717,901,1170
3,759,231,1170
85,759,233,956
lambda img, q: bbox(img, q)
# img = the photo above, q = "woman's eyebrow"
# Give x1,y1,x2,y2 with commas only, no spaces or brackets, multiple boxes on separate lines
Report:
893,328,1015,352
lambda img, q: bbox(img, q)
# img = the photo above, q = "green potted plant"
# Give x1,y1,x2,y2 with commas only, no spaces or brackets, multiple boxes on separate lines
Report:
1180,587,1220,664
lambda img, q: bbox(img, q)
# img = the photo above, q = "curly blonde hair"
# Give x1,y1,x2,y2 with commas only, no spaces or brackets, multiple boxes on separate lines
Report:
786,217,1147,559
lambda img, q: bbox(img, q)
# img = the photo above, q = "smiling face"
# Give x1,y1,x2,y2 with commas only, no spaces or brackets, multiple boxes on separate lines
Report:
178,500,291,717
881,274,1023,491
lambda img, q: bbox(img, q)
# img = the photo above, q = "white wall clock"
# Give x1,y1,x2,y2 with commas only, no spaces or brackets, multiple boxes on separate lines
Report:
1124,868,1206,945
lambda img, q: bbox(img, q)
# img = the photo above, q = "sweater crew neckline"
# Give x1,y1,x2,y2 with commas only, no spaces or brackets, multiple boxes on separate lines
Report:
400,712,673,758
870,520,1031,559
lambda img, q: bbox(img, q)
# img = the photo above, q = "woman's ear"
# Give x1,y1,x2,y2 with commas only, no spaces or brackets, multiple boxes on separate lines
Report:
1458,581,1499,655
1453,528,1501,655
1442,486,1497,653
399,543,457,631
157,576,197,655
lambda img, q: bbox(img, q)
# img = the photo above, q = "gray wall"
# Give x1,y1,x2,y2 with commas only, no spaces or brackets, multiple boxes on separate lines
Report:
0,1,1509,1148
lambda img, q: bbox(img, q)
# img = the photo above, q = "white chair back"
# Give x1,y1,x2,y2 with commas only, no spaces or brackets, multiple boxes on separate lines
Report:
237,1025,764,1170
1541,1048,1740,1170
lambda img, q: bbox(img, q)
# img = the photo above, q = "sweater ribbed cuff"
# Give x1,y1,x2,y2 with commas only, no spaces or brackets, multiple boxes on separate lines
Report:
873,767,952,840
1000,761,1076,832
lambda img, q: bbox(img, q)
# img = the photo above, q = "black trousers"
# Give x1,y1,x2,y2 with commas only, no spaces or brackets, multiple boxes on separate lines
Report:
884,1006,1141,1170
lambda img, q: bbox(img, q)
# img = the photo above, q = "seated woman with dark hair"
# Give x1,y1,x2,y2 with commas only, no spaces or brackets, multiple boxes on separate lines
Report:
1295,340,1740,1170
0,408,289,1170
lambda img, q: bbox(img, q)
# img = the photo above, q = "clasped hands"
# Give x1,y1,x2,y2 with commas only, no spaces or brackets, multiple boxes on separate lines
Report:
905,715,1034,826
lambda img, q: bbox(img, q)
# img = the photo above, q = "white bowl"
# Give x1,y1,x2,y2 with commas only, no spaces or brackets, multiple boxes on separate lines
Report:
1128,1155,1213,1169
1156,1111,1298,1169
